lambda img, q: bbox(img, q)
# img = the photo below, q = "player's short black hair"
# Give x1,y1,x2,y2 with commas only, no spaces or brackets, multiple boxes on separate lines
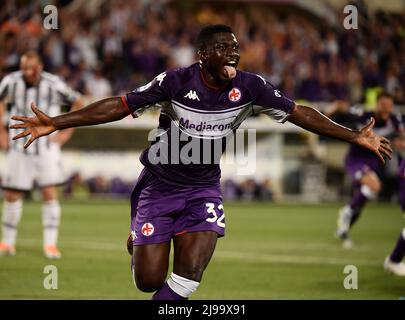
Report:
196,24,234,50
377,91,393,101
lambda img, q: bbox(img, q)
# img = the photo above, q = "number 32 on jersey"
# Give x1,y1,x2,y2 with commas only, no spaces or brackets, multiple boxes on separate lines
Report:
205,203,225,228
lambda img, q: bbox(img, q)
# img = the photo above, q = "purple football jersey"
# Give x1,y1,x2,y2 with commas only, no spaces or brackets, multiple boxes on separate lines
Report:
122,63,295,186
345,108,403,173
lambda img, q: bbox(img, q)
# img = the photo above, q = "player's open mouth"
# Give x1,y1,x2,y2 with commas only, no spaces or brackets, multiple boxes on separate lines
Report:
225,61,237,67
223,61,237,79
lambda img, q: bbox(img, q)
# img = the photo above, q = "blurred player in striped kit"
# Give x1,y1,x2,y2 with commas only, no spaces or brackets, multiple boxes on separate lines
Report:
0,51,83,258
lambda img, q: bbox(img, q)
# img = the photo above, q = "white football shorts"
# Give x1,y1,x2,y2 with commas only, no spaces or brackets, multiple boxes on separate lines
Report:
2,144,65,191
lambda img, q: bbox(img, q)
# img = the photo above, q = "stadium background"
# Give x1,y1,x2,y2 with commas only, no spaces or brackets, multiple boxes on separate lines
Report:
0,0,404,299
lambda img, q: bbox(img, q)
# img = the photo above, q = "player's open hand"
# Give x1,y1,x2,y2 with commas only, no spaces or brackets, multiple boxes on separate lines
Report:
355,117,392,164
9,102,57,149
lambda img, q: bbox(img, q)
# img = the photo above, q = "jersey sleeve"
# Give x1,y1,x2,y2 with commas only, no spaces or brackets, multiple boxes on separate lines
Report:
122,72,171,118
0,75,10,100
54,78,80,106
249,74,295,123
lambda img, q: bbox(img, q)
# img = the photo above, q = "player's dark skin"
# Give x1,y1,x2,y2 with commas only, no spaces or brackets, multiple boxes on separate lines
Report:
9,32,393,293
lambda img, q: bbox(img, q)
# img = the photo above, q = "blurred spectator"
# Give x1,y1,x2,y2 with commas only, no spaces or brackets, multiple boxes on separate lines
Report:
222,178,274,201
86,175,110,196
259,178,274,201
63,171,85,198
63,172,134,199
222,179,240,201
239,178,261,201
85,65,112,97
169,33,195,67
110,177,133,197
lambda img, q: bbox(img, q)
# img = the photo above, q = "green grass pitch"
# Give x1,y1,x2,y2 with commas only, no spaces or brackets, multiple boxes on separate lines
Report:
0,199,404,299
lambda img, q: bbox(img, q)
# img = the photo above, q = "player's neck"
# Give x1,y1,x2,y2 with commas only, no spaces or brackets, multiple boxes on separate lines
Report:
23,76,41,87
199,66,229,90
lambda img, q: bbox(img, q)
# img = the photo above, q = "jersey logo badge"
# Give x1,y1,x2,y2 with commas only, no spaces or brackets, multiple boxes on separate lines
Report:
184,90,200,101
156,72,166,86
274,89,281,97
228,88,241,102
141,223,154,237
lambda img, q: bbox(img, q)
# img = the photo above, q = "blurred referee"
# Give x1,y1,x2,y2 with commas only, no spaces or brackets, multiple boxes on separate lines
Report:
0,51,83,258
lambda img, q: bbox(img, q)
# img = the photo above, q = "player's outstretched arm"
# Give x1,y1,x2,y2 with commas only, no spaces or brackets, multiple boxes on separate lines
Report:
288,104,392,164
9,97,129,148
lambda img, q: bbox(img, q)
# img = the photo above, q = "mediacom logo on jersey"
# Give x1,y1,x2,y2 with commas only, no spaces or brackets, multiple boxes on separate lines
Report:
179,117,233,132
146,122,257,175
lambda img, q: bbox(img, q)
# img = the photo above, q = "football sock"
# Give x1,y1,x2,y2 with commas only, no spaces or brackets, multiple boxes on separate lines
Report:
131,257,137,287
42,200,61,247
1,200,23,245
348,185,375,227
337,205,351,237
152,273,199,300
152,282,187,300
389,228,405,263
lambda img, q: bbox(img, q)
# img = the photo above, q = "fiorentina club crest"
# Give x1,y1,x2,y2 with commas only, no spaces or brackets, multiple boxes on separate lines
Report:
141,222,154,237
228,88,241,102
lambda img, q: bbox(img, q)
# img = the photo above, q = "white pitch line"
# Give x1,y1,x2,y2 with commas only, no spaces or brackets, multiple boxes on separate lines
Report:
17,238,381,267
213,251,381,267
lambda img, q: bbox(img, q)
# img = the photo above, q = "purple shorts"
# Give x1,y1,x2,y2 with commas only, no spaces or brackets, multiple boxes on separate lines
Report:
345,152,381,183
130,167,225,245
345,162,373,182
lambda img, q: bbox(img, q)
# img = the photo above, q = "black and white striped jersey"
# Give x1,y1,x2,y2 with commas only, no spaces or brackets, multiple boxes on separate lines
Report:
0,71,79,155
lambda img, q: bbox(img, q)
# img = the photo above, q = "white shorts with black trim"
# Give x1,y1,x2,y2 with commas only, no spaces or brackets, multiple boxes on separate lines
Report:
2,145,65,191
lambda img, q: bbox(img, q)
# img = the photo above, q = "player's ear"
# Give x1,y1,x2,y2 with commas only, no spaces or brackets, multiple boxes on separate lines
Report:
198,46,207,62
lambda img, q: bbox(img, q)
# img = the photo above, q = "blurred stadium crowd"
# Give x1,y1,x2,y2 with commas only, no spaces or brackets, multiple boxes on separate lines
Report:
1,0,405,104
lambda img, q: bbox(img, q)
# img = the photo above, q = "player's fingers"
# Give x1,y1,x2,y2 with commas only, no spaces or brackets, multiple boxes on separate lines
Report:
379,146,392,160
31,102,47,119
24,136,36,149
31,102,44,119
380,150,392,160
9,123,28,129
12,130,30,140
365,117,375,131
375,151,385,164
31,102,38,113
10,115,30,123
380,137,390,145
380,142,392,153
